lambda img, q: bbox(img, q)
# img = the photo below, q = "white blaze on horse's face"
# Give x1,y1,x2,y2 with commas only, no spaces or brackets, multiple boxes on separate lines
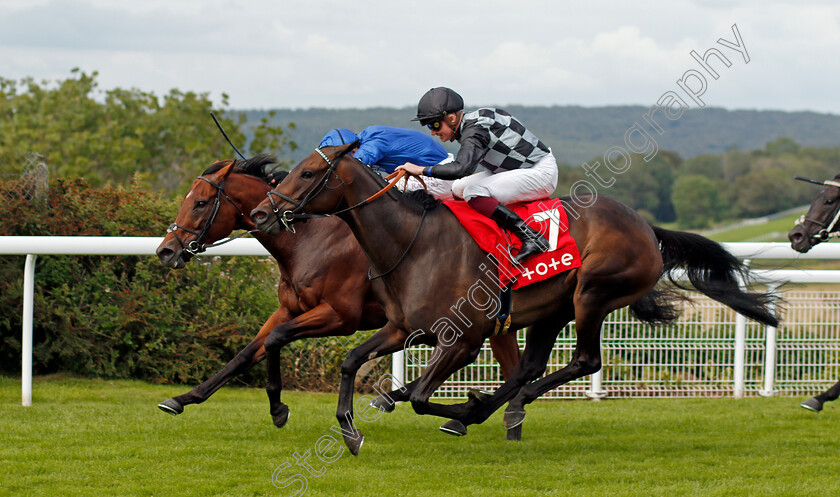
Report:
185,191,193,199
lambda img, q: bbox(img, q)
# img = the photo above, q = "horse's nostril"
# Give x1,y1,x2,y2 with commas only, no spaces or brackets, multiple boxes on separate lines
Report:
253,210,267,221
158,248,173,259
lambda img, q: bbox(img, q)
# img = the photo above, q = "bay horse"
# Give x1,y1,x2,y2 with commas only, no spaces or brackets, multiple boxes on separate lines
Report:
788,174,840,412
155,154,522,433
250,143,779,455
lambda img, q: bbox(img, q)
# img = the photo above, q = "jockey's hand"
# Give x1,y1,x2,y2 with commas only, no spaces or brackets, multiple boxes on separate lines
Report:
395,163,425,176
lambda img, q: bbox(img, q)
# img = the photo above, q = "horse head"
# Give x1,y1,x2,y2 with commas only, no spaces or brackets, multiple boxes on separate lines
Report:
157,154,284,268
788,174,840,253
250,142,359,236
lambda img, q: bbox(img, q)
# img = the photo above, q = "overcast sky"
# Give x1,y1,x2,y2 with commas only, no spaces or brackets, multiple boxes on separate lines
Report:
0,0,838,114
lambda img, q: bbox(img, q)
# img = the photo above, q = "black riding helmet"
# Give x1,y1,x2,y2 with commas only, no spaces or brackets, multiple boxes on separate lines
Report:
412,87,464,126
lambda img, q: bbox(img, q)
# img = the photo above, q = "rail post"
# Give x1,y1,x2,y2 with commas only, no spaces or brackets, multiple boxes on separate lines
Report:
22,254,36,407
759,283,781,396
391,350,405,393
733,259,751,398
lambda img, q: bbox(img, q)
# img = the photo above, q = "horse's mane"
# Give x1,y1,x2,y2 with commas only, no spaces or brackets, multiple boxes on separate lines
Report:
401,189,441,212
202,153,289,185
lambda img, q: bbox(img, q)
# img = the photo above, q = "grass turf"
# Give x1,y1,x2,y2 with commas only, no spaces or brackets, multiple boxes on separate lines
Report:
704,211,806,243
2,375,839,497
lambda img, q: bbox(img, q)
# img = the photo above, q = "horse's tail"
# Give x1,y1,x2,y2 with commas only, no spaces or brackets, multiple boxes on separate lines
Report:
644,225,779,327
629,286,686,325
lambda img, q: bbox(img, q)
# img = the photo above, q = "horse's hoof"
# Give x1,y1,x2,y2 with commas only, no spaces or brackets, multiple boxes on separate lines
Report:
801,398,824,412
503,410,526,429
467,388,493,403
158,398,184,416
505,424,522,441
272,404,290,428
369,395,396,413
439,420,467,436
345,432,365,456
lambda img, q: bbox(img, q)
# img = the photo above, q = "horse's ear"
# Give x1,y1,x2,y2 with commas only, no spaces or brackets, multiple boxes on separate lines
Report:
335,140,360,159
220,162,236,180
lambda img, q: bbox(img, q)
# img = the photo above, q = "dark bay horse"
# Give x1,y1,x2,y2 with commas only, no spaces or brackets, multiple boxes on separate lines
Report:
250,143,779,455
155,154,522,429
788,173,840,412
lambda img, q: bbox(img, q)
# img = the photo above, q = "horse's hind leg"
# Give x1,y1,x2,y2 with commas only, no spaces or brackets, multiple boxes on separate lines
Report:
802,379,840,412
370,378,421,412
504,303,609,429
489,332,521,381
158,307,291,416
449,317,568,432
371,332,522,414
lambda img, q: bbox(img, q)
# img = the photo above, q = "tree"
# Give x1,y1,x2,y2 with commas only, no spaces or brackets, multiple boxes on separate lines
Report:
0,70,296,194
672,175,721,229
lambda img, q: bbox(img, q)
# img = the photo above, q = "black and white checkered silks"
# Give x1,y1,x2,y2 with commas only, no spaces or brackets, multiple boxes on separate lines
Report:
453,109,557,203
469,108,551,172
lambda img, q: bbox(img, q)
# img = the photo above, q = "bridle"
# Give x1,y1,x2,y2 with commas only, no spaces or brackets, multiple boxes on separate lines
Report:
265,147,350,233
167,175,255,257
794,175,840,242
263,145,428,279
264,144,423,234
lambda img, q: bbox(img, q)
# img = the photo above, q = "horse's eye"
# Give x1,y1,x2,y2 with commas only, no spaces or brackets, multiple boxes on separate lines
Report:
301,171,315,180
195,200,208,208
827,199,834,205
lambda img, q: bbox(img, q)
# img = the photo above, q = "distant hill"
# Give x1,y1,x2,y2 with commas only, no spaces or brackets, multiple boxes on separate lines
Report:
240,106,840,166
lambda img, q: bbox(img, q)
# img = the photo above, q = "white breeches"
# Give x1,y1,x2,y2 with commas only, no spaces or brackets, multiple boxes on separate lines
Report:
450,151,558,204
398,154,457,201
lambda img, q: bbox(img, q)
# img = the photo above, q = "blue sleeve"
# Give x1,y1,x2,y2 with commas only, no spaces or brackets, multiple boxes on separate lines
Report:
353,142,383,166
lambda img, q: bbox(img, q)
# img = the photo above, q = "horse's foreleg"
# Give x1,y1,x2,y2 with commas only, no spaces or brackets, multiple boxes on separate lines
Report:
158,307,291,416
335,323,411,455
802,379,840,412
264,303,354,428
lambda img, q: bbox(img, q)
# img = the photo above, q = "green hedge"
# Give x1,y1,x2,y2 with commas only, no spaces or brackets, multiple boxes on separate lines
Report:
0,177,293,385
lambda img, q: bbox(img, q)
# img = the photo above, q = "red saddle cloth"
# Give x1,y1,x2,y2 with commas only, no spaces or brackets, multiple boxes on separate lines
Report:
443,198,582,290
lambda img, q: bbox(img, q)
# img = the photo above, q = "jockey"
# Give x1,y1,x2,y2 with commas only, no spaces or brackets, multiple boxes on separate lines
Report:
396,87,558,264
319,126,457,200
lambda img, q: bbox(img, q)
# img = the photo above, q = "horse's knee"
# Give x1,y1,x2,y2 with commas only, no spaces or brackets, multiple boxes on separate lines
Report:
264,326,291,352
517,362,547,382
576,355,601,376
409,393,431,414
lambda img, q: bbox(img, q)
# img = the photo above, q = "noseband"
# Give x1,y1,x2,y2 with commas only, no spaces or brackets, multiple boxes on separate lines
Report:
167,176,253,257
794,176,840,242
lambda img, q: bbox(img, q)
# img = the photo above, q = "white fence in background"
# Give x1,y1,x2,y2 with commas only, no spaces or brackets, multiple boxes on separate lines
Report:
4,237,840,405
408,290,840,399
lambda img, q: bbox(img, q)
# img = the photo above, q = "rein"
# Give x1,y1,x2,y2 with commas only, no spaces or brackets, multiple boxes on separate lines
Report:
368,209,428,280
168,176,256,257
794,176,840,241
265,146,425,233
267,146,430,278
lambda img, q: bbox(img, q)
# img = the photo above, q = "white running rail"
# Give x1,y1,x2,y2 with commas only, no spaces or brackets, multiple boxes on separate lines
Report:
4,237,840,405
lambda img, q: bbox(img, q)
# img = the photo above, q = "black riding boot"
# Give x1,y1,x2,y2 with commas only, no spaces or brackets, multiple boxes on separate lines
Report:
490,204,549,264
